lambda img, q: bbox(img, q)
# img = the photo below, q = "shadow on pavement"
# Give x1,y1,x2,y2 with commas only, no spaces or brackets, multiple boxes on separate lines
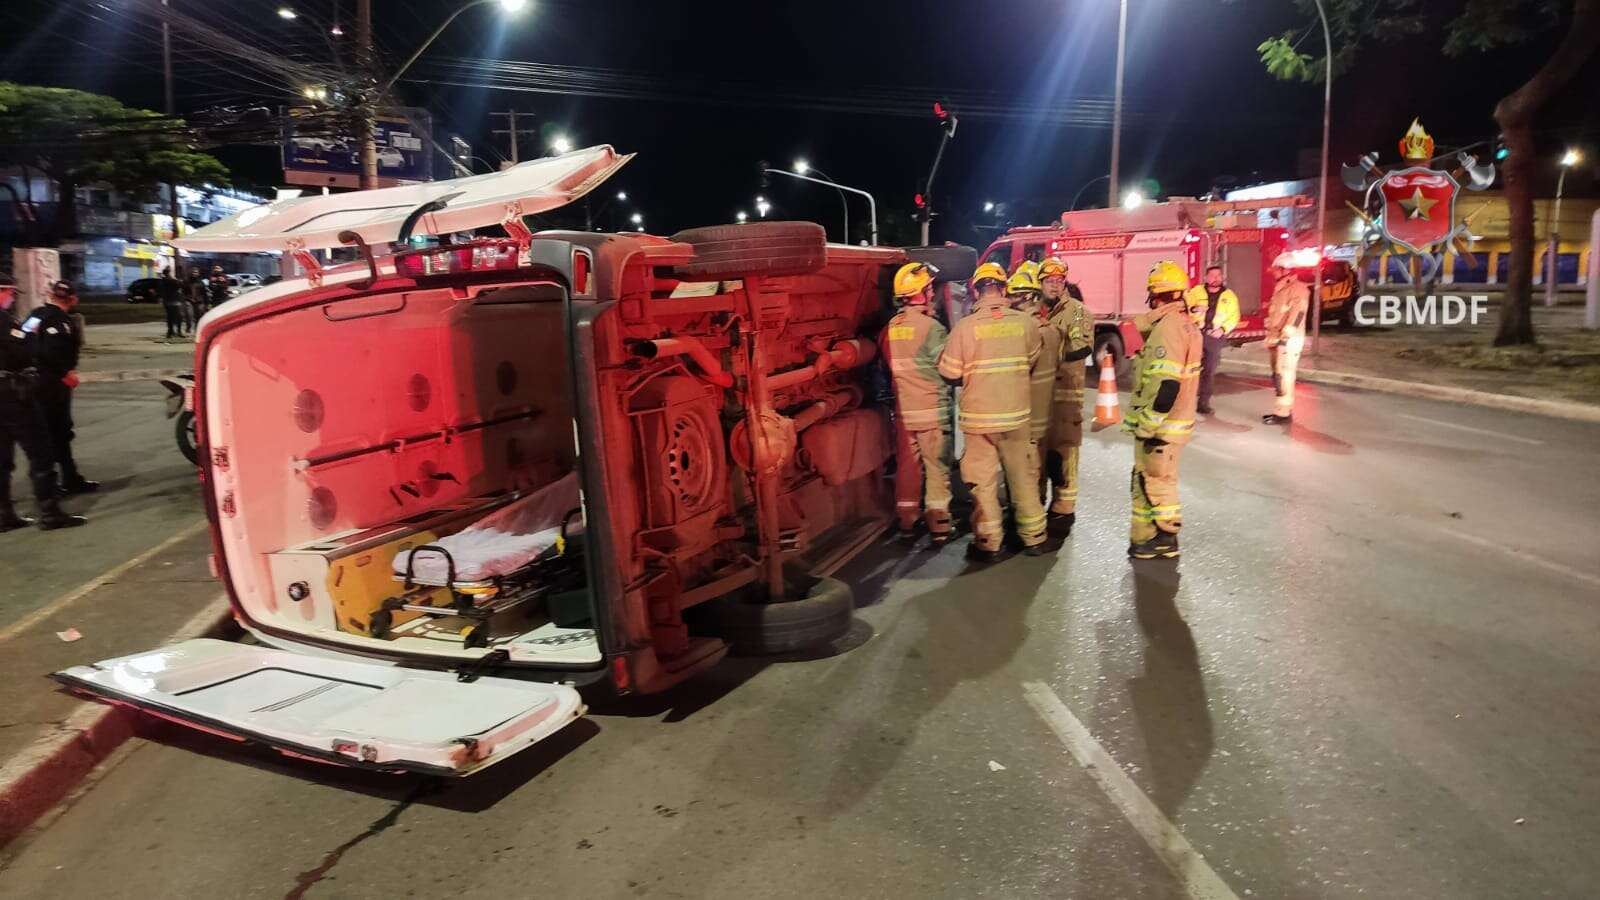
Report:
1125,559,1215,815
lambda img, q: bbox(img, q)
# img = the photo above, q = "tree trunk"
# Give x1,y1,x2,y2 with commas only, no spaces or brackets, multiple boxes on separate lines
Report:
1491,0,1600,346
53,173,79,246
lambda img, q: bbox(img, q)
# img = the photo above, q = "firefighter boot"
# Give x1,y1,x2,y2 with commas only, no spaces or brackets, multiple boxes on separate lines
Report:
36,495,87,530
1128,530,1179,560
1048,512,1075,538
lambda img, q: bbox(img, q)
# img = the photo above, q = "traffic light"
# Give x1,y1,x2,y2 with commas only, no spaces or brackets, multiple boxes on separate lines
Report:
914,193,926,209
1494,139,1510,161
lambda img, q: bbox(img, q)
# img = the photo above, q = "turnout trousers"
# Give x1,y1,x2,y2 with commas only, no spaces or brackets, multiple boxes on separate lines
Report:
962,428,1046,551
1130,438,1184,543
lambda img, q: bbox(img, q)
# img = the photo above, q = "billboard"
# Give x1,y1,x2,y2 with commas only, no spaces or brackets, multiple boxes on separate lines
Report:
282,108,433,189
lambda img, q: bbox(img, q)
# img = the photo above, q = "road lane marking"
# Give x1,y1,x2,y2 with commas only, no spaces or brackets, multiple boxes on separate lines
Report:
1435,527,1600,589
1022,682,1241,900
1397,413,1545,446
0,518,210,644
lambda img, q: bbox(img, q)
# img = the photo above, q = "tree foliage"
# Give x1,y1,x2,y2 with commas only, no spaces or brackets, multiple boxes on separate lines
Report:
1254,0,1562,82
0,82,230,202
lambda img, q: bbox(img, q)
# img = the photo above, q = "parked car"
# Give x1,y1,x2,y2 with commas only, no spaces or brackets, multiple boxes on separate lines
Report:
125,277,163,303
57,146,907,778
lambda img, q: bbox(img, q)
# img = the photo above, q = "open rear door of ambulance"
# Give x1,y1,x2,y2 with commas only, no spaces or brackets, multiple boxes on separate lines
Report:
173,144,632,254
54,639,584,777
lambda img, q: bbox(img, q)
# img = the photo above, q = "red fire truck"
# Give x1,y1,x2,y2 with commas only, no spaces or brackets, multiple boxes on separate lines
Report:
977,197,1311,366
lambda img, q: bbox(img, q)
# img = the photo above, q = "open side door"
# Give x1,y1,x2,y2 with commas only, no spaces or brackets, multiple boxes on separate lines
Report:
54,639,584,777
173,145,632,255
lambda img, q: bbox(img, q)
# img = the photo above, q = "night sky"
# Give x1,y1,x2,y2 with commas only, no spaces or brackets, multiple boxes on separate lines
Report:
3,0,1596,244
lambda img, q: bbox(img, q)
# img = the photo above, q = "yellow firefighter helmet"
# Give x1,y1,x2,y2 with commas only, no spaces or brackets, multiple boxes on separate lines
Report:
972,261,1009,290
1146,260,1190,295
1038,257,1069,279
1006,260,1041,295
892,262,938,300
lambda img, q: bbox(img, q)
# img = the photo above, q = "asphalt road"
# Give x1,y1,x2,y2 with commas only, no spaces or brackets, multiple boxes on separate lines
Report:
2,373,1598,900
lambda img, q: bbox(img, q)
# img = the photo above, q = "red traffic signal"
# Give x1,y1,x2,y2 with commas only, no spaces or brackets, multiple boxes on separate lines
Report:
933,102,947,120
913,193,926,208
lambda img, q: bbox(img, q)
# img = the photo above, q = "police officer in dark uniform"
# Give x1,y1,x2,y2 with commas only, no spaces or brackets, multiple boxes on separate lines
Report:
2,276,84,529
206,265,230,310
21,281,99,499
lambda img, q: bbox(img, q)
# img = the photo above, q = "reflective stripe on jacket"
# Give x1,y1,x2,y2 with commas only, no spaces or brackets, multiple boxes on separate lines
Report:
1183,285,1241,333
1126,302,1202,444
878,305,950,432
938,295,1043,434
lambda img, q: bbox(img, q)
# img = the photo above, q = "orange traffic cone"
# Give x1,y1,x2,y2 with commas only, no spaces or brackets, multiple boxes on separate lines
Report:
1090,353,1121,432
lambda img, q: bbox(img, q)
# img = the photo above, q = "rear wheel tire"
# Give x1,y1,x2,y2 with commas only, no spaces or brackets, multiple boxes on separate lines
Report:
175,411,199,465
697,576,853,656
671,221,827,280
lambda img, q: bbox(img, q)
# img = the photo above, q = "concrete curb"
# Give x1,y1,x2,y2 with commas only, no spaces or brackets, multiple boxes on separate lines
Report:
1220,359,1600,424
79,367,187,385
0,599,236,849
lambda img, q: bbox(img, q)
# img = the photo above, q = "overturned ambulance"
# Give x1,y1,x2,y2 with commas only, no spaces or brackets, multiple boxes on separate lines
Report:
56,147,922,776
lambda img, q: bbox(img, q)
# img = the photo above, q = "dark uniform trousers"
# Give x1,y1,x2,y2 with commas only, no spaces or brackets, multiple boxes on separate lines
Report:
33,378,82,484
0,377,58,506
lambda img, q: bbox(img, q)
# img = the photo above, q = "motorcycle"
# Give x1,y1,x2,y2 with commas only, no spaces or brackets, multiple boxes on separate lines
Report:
158,373,198,465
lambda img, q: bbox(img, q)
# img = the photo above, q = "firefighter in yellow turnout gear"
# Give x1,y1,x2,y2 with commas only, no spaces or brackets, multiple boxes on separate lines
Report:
1126,261,1202,559
880,262,953,541
1006,261,1057,463
1262,253,1311,425
1038,257,1094,536
938,262,1048,562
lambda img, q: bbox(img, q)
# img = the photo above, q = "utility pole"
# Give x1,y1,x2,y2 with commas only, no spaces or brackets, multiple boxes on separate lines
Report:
161,0,180,268
1108,0,1129,207
357,0,378,189
491,111,537,165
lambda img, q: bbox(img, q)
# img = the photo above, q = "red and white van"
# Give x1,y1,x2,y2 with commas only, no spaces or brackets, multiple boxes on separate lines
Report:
55,147,910,777
977,197,1309,363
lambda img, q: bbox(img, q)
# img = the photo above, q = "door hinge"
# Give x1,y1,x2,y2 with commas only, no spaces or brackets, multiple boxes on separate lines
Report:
456,648,510,683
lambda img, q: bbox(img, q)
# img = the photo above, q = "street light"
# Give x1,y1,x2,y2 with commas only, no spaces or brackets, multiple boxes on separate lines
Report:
615,191,627,201
1108,0,1128,207
764,168,877,245
786,161,849,242
736,211,749,223
630,212,643,225
756,199,771,218
1547,147,1583,307
1122,190,1145,210
367,0,532,189
381,0,531,94
983,201,995,213
549,134,573,155
277,7,298,19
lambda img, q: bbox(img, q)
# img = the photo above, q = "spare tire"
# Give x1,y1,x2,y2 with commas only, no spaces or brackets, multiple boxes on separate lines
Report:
671,221,827,280
904,244,978,282
694,576,853,655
